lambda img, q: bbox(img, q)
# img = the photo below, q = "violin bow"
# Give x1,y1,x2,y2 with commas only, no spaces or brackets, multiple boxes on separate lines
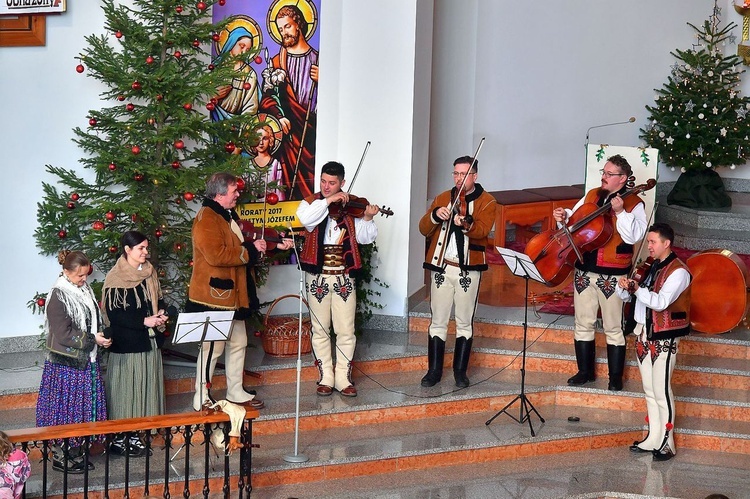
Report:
345,141,371,194
447,137,485,215
628,201,659,280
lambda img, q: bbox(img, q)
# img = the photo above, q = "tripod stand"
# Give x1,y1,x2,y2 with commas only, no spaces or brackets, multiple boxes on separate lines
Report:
486,246,545,436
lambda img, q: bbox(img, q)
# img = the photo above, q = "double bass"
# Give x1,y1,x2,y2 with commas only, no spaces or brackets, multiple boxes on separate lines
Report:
524,179,656,287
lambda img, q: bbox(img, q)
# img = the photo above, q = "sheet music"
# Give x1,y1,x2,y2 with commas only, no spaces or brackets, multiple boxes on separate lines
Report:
172,311,236,344
496,246,546,284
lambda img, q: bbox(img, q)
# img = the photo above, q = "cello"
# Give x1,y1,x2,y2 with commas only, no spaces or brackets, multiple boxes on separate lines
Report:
524,178,656,287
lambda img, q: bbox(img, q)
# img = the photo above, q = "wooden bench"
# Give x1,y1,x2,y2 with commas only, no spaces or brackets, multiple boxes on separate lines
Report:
490,185,584,248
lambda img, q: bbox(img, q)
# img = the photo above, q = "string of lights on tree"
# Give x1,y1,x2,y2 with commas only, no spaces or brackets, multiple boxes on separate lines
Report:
640,1,750,173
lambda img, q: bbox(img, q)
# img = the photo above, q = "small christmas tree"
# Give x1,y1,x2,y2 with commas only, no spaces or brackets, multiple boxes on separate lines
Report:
34,0,268,306
640,1,750,208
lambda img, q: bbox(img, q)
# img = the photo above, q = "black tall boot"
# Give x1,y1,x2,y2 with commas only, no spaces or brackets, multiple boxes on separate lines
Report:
420,336,445,387
607,344,627,391
567,340,596,385
453,336,473,388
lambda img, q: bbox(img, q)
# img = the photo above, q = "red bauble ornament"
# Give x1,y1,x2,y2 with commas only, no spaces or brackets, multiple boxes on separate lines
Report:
236,178,246,190
189,259,194,267
117,95,125,101
176,5,183,13
174,139,185,149
192,39,200,48
207,64,215,71
146,55,154,64
266,192,279,205
71,192,80,201
254,55,263,64
115,31,123,39
254,330,261,337
171,160,181,169
155,228,163,238
196,1,207,11
183,192,195,201
211,33,220,42
109,245,118,254
219,0,226,5
210,97,217,104
224,142,236,153
174,51,182,59
242,82,252,90
174,242,183,251
156,94,164,101
105,211,116,221
37,298,46,307
108,162,117,171
89,118,97,126
131,145,141,155
183,103,192,111
126,103,135,112
67,202,76,210
131,81,141,90
88,265,94,276
75,64,85,74
134,173,144,181
92,220,105,230
58,229,67,239
206,102,215,111
131,214,139,222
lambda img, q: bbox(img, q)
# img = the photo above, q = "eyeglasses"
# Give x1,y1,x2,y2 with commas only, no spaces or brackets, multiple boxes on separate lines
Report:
599,169,625,178
452,171,477,178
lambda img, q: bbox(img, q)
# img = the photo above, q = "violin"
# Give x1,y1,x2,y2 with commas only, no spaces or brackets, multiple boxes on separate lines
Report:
452,190,474,230
328,194,394,220
628,256,655,292
238,220,288,251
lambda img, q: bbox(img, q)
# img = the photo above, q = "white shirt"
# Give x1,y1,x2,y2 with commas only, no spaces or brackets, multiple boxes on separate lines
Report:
296,197,378,245
615,260,691,324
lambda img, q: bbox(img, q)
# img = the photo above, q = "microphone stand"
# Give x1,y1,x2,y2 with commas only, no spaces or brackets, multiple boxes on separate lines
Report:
584,117,636,158
283,227,309,464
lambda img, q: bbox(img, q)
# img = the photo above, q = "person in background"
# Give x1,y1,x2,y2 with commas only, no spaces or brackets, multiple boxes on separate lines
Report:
418,156,497,388
296,161,379,397
553,155,647,391
0,430,31,499
102,230,168,457
616,223,691,461
36,250,111,473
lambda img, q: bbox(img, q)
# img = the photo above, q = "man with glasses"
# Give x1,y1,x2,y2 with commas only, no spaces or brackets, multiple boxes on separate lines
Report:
552,154,647,391
419,156,497,388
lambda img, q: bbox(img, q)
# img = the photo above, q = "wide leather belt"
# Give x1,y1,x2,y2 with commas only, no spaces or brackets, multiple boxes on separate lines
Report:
323,245,345,268
444,259,460,267
321,267,346,276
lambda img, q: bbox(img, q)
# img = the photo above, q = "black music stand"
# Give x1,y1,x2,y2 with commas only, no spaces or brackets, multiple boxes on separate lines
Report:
485,246,546,436
170,311,235,461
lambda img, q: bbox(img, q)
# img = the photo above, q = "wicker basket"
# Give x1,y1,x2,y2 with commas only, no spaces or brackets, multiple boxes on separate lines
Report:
262,294,312,357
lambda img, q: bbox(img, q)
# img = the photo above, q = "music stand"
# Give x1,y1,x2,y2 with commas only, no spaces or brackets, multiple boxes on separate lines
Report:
485,246,546,436
170,311,235,461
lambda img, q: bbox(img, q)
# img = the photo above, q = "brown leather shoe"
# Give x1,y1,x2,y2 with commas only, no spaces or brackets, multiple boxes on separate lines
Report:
229,398,265,410
340,385,357,397
316,385,333,396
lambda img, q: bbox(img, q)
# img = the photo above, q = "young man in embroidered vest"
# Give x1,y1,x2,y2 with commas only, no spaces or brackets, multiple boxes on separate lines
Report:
616,223,691,461
418,156,497,388
553,155,647,391
296,161,379,397
188,172,293,411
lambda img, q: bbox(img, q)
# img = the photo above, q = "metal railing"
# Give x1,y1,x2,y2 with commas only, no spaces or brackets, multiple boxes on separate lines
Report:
5,408,258,498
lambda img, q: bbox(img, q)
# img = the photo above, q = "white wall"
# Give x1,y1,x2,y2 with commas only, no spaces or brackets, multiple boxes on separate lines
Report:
3,0,750,338
427,0,750,198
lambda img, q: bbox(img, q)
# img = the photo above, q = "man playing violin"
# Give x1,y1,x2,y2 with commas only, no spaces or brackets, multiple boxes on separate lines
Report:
296,161,379,397
553,154,647,391
615,223,691,461
419,156,497,388
187,172,294,412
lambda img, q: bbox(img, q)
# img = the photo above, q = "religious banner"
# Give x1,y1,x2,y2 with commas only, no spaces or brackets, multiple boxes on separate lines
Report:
213,0,320,230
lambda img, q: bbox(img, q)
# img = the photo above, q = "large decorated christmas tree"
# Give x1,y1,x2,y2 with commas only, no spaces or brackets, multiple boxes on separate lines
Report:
32,0,268,308
640,1,750,209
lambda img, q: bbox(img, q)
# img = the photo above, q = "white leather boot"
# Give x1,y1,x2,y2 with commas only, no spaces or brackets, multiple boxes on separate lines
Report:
193,340,224,411
224,320,256,404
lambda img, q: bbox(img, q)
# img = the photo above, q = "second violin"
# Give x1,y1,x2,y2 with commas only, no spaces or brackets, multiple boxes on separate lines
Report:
238,220,288,251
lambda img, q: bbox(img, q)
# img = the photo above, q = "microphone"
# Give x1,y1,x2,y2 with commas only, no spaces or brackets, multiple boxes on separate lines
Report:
586,117,636,142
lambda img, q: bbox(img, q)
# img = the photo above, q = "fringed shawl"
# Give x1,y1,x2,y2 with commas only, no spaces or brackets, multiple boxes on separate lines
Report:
102,255,162,327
